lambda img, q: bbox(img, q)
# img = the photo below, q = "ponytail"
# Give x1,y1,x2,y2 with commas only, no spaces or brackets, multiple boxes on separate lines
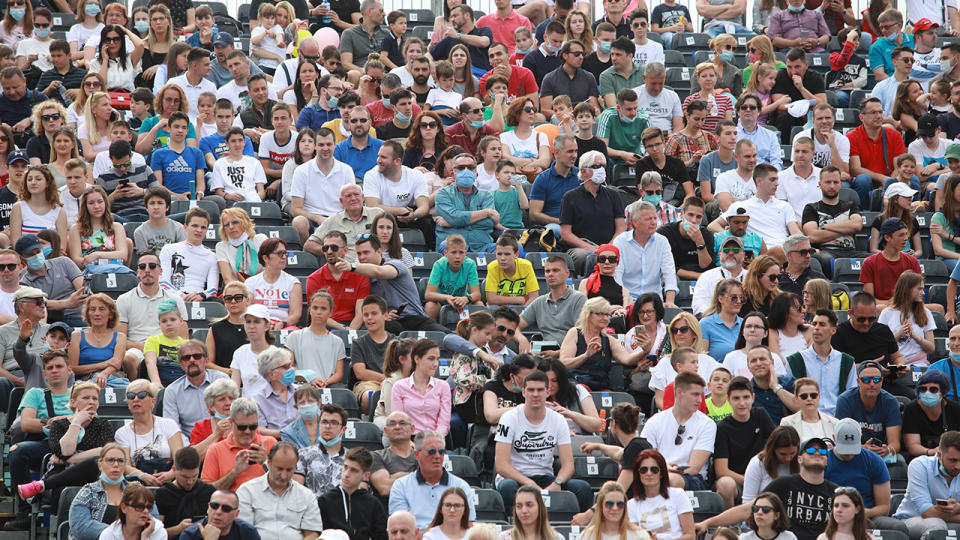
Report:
611,402,643,434
455,310,495,340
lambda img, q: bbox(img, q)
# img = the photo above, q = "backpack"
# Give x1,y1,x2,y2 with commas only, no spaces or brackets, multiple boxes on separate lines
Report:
518,227,557,253
832,289,850,311
214,14,242,39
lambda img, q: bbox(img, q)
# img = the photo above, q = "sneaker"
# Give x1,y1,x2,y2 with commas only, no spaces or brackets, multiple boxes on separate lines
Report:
17,480,43,501
2,517,31,531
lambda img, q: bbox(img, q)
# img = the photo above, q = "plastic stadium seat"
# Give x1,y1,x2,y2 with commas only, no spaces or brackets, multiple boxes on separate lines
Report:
808,53,831,72
918,259,950,285
51,12,76,30
399,331,446,347
933,311,950,338
331,329,368,355
411,251,442,279
687,490,725,522
207,1,228,16
236,201,284,225
871,531,908,540
255,225,302,250
734,33,757,47
342,420,383,449
525,252,576,277
90,273,139,299
849,90,869,109
184,301,228,328
573,456,620,488
692,50,711,65
612,163,637,187
404,9,434,26
543,490,580,524
664,50,685,68
171,199,220,222
399,228,428,252
191,328,208,342
666,67,694,90
444,454,481,487
98,387,132,418
319,388,360,418
474,489,508,523
237,4,250,22
673,33,710,51
832,258,865,283
553,526,585,540
439,305,468,330
590,391,636,417
412,26,433,42
928,284,948,310
834,108,860,129
561,435,604,457
284,251,320,278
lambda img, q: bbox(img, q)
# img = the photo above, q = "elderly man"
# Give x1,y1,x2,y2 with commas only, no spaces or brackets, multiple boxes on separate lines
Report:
559,150,626,273
778,234,825,296
793,103,851,177
768,0,831,52
339,0,389,72
335,107,383,182
540,41,600,120
209,33,264,87
435,153,497,252
164,341,229,439
530,135,580,237
770,49,828,144
893,431,960,540
238,442,323,540
444,97,504,156
306,182,381,263
613,201,678,305
15,233,85,327
181,489,259,540
597,88,650,166
836,361,903,459
290,127,357,244
202,397,278,491
0,286,49,390
708,202,767,265
429,4,494,72
691,235,745,316
386,511,419,540
389,430,476,529
633,62,683,132
786,309,857,416
370,412,417,498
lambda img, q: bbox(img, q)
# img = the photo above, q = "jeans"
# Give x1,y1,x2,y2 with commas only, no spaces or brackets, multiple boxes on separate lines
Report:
661,31,676,49
835,89,850,108
9,440,49,490
545,223,561,238
845,174,878,209
940,257,959,273
881,176,922,194
705,22,750,37
157,363,185,386
497,474,594,512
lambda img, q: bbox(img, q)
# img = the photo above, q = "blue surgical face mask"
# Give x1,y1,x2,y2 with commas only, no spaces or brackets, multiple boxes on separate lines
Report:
99,472,123,486
950,352,960,363
545,43,560,54
598,41,612,54
395,111,411,123
320,434,342,447
134,20,149,33
280,368,295,386
620,113,634,124
35,27,50,38
41,245,52,258
9,8,25,21
470,119,484,129
920,391,942,407
213,411,228,420
85,3,101,16
681,220,692,232
298,403,319,420
326,95,339,108
644,194,662,205
788,4,804,12
381,97,391,108
719,50,735,63
515,44,534,55
455,168,476,188
26,252,45,271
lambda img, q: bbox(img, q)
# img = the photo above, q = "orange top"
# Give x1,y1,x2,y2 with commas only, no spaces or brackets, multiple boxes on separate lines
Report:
200,431,278,491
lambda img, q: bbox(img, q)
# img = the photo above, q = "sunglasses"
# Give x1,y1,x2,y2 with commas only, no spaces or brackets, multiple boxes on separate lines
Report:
644,190,663,196
234,423,258,431
466,107,484,115
523,106,538,113
356,233,373,240
420,121,439,129
113,160,132,169
804,447,829,455
349,118,369,124
860,375,882,384
766,274,781,281
568,50,584,57
726,295,744,303
751,505,774,514
0,263,17,272
854,315,877,324
739,105,758,111
126,502,151,511
597,256,618,264
604,500,626,508
126,391,150,400
919,385,941,393
322,244,340,252
637,465,660,474
670,325,690,335
272,250,288,259
137,262,159,271
104,36,122,43
721,246,741,253
84,81,102,88
675,424,685,445
497,324,516,336
209,502,237,512
790,249,815,256
798,392,819,400
424,448,442,455
223,294,247,303
180,352,205,361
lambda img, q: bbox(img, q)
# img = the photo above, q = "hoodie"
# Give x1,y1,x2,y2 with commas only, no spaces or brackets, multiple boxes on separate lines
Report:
318,486,388,540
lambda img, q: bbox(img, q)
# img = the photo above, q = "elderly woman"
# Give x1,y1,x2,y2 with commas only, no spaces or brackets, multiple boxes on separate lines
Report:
245,237,302,329
98,484,165,540
779,377,839,442
559,297,649,390
189,378,239,460
253,346,297,440
281,386,323,450
18,382,117,507
902,370,960,457
205,281,251,374
626,171,682,228
215,208,268,283
26,100,68,164
68,294,127,388
114,379,183,486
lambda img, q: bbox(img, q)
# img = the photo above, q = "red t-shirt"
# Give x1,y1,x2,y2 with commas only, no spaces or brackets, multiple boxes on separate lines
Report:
305,264,371,323
846,125,906,177
479,65,539,99
366,100,424,128
661,381,708,413
190,418,221,445
859,251,921,301
510,52,528,67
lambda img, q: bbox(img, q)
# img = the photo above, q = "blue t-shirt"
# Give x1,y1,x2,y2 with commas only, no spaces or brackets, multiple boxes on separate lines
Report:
427,256,479,297
530,166,581,218
835,387,903,445
929,358,960,401
826,449,890,509
199,133,256,160
699,313,742,361
150,146,206,195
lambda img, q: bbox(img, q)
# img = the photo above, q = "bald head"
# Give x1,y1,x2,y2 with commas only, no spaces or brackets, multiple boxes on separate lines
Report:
299,37,319,58
387,511,418,540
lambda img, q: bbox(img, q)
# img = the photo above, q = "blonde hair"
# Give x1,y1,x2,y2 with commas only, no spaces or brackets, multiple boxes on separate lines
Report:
702,278,744,318
144,4,173,49
745,62,778,95
76,0,104,21
83,92,111,146
576,296,611,332
668,311,705,353
125,379,159,397
218,207,256,240
31,101,68,138
694,61,718,79
70,381,101,408
580,482,643,540
746,35,777,65
709,34,736,54
742,255,782,313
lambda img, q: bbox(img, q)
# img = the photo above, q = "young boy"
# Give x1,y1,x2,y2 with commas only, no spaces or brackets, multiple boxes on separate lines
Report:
714,376,775,509
14,320,74,390
511,26,536,66
629,9,664,65
250,4,286,75
318,447,388,536
909,115,951,183
649,0,692,50
493,159,527,231
92,120,145,178
484,76,511,123
159,207,219,300
143,298,188,387
705,367,732,423
321,45,348,79
257,103,296,198
484,233,539,306
211,127,267,202
376,88,415,140
549,95,577,134
931,80,952,114
200,98,256,170
660,348,706,412
425,60,463,125
128,88,154,131
60,158,88,228
573,102,607,162
134,186,186,252
350,295,395,414
698,121,738,204
0,150,28,240
186,5,217,51
424,234,482,319
826,27,868,108
883,153,922,197
380,10,407,70
150,111,206,200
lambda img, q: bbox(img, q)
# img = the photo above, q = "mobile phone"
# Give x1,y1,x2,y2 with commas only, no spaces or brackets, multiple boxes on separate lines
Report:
647,354,659,367
396,302,408,314
938,499,951,506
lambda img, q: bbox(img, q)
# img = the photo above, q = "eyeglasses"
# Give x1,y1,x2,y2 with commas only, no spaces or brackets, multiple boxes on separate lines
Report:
675,424,685,445
367,77,382,84
443,503,465,510
101,457,127,465
420,121,439,129
637,465,660,474
386,420,411,427
234,424,258,431
83,80,102,88
209,502,237,512
919,385,941,394
322,244,340,252
637,309,656,316
163,96,181,103
726,295,744,303
804,447,829,455
223,294,247,303
644,190,663,195
798,392,819,400
126,391,150,400
319,420,342,427
604,500,626,508
0,263,17,272
0,136,7,142
126,503,151,512
670,326,690,335
523,106,537,113
592,311,612,317
721,246,741,254
751,505,774,514
21,298,45,306
765,274,781,281
497,324,516,336
180,352,205,361
356,233,373,240
597,256,618,264
104,36,122,43
854,315,877,324
739,105,758,111
350,118,369,124
860,375,882,384
790,249,815,256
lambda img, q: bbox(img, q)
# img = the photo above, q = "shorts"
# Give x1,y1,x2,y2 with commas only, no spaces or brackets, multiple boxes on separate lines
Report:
682,473,708,491
354,380,382,401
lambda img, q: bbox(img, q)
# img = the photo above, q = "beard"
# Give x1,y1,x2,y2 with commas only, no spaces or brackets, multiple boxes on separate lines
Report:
413,75,429,85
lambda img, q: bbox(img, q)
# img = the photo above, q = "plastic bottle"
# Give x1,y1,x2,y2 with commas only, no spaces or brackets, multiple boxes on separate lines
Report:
599,409,607,435
189,177,196,200
322,0,330,24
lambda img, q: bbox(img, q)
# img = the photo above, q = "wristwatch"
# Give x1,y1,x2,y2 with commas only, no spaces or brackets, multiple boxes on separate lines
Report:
772,384,784,393
696,244,705,251
350,262,357,272
457,32,462,39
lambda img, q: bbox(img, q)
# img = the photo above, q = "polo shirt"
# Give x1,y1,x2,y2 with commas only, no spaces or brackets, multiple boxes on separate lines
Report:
768,9,831,52
737,123,783,169
699,313,743,362
201,431,277,491
310,206,383,261
340,24,391,63
776,164,822,220
429,26,495,71
519,287,587,343
479,65,538,98
289,158,356,216
559,184,625,245
521,47,563,85
305,265,370,323
333,136,383,180
598,63,645,101
846,124,906,177
939,110,960,140
115,286,188,343
0,90,44,126
163,369,228,438
540,66,599,105
530,165,580,218
388,468,477,529
20,258,83,320
476,10,533,55
869,33,914,77
296,102,340,131
741,196,797,247
167,73,217,124
751,375,796,424
445,121,501,156
596,107,650,160
35,64,86,105
786,347,858,415
894,455,960,518
591,14,632,38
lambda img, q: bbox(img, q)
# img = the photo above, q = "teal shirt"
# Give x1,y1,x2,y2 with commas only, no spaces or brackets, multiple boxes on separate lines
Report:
493,187,525,228
19,387,72,433
428,257,479,297
596,106,650,162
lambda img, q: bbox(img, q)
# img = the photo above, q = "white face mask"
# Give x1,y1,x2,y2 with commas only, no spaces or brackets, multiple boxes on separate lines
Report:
588,167,606,184
229,232,249,247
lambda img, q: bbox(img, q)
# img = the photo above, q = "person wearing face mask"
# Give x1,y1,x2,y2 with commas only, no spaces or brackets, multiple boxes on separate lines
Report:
434,153,497,253
902,371,960,459
247,346,297,441
377,88,416,141
522,21,565,86
892,430,960,540
201,396,277,491
293,402,349,496
189,378,239,462
596,88,651,167
14,6,53,88
768,0,830,53
868,9,913,82
928,325,960,401
558,150,627,273
15,233,86,327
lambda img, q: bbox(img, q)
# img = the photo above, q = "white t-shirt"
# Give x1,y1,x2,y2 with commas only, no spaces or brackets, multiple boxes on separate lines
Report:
877,307,937,363
231,344,268,397
362,166,429,209
77,123,111,155
258,130,297,171
289,158,356,216
15,37,53,72
626,487,693,540
67,22,103,49
500,130,548,160
494,405,571,483
390,66,436,89
722,349,787,378
742,196,796,247
560,384,592,434
67,103,84,129
650,354,721,392
250,24,286,69
904,0,958,26
210,155,267,202
217,81,279,114
476,165,499,192
426,87,463,109
88,56,136,92
742,455,791,502
908,136,951,170
424,528,467,540
639,409,716,477
114,416,183,459
634,84,683,132
158,241,219,295
199,122,217,139
714,169,756,201
792,128,851,170
245,270,299,323
93,151,146,179
0,288,16,318
633,41,665,66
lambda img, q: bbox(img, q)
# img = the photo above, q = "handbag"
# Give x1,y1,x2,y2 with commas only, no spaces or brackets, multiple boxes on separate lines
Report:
109,90,131,110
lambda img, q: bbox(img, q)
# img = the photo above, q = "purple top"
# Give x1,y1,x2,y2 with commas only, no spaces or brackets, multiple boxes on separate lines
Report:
768,9,831,53
256,383,298,431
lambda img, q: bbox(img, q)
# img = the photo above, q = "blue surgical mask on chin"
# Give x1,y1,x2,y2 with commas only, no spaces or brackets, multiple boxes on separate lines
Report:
326,95,339,108
950,352,960,363
395,111,411,123
41,245,52,258
515,44,534,55
719,50,735,62
470,119,485,129
320,434,342,447
26,252,45,271
920,391,942,407
100,472,123,486
455,168,476,188
213,411,228,420
381,97,391,108
788,4,804,12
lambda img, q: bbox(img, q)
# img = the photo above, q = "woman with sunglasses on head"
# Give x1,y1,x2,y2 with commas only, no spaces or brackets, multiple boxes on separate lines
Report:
691,35,742,100
205,281,250,376
700,278,745,363
404,111,446,173
500,486,563,540
742,426,799,503
902,370,960,458
741,492,795,540
67,72,106,129
579,482,650,540
780,378,839,443
26,100,66,164
723,311,787,378
768,293,812,359
215,207,268,283
537,357,603,435
98,484,165,540
877,271,935,366
500,98,551,179
817,488,869,540
627,449,695,540
740,255,783,317
114,379,183,486
424,487,471,540
244,237,302,330
651,312,722,410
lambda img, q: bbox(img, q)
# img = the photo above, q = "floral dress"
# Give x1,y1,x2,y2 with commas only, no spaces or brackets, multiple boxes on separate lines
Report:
450,352,494,424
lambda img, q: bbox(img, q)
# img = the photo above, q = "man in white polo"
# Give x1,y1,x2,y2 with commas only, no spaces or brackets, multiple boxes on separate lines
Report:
289,127,357,245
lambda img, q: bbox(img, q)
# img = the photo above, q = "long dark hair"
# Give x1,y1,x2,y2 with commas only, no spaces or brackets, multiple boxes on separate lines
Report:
632,449,669,500
758,426,800,478
406,111,446,154
99,24,130,70
291,128,316,165
768,292,804,331
825,488,868,540
495,353,537,383
627,292,664,329
370,212,403,260
294,60,321,110
735,311,770,349
427,487,470,530
537,357,577,407
746,492,790,533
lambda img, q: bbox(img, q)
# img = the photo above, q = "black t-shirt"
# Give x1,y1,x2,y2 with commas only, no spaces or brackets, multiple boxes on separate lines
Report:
766,475,838,540
304,0,351,30
583,53,612,87
481,379,523,426
939,111,960,140
634,155,691,206
778,265,826,297
772,68,826,102
376,121,411,140
351,332,396,374
413,89,430,106
210,319,248,368
801,199,860,251
656,221,715,274
26,135,51,163
155,480,216,535
902,399,960,449
831,321,898,364
576,136,607,165
715,408,775,475
621,436,652,497
0,186,17,231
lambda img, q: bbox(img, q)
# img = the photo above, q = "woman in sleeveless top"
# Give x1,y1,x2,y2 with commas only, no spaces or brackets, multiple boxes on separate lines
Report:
559,297,649,391
205,281,250,374
68,186,131,274
578,244,631,317
68,294,127,388
10,164,67,250
215,207,268,283
243,237,302,329
768,293,812,359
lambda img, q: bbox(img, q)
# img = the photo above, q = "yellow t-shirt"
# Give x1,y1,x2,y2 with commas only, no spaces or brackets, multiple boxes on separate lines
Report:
484,258,539,298
144,334,188,365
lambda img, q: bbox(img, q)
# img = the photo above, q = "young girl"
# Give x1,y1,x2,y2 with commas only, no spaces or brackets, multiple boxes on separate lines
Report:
10,165,67,249
493,159,527,231
79,92,113,162
285,291,346,387
151,41,189,94
870,186,922,256
449,43,479,100
281,129,315,211
196,91,217,138
817,488,870,540
511,26,535,66
371,212,415,269
68,0,103,60
230,303,276,397
373,338,415,428
68,185,131,273
391,338,450,435
564,11,593,54
878,271,935,365
742,492,796,540
705,367,732,423
745,63,788,126
250,4,285,75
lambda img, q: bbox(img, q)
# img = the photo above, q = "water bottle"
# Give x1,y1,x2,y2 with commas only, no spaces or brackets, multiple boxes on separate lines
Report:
322,0,330,23
58,83,69,104
189,177,196,200
599,409,607,436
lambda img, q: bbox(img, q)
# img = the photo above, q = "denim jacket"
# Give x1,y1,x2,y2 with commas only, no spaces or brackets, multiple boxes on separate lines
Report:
69,479,159,540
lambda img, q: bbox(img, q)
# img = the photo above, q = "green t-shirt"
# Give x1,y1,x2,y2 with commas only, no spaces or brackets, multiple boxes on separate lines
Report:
706,396,733,423
743,61,787,86
596,107,650,161
428,257,480,297
145,333,188,365
493,187,525,228
932,212,960,254
138,115,198,151
18,387,72,422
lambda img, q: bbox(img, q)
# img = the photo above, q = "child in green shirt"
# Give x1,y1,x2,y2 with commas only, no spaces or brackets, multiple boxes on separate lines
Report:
493,159,528,230
144,299,188,387
706,366,733,423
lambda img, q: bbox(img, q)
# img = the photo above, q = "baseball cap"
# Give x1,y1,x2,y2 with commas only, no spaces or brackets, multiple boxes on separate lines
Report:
47,321,74,339
879,217,907,237
213,32,234,47
801,437,830,451
913,18,940,32
883,182,917,201
244,304,270,321
13,234,42,256
834,418,862,455
917,113,940,138
13,286,47,302
947,144,960,160
724,201,751,220
720,235,744,249
6,150,27,165
857,360,884,375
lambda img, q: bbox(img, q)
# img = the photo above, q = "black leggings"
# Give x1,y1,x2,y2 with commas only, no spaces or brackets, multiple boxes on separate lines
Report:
43,457,99,504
